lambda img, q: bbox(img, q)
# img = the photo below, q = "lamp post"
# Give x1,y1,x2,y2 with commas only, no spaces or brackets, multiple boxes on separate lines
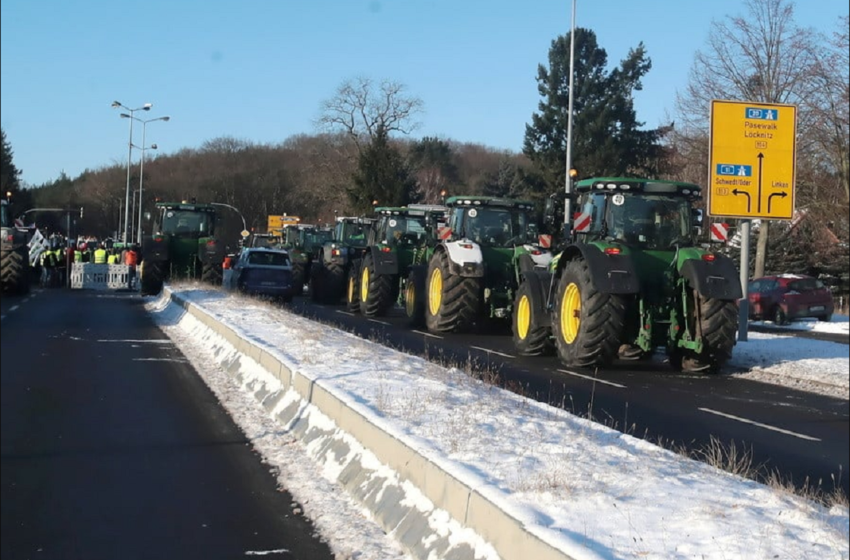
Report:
563,0,577,239
209,202,247,233
124,115,170,244
112,101,152,243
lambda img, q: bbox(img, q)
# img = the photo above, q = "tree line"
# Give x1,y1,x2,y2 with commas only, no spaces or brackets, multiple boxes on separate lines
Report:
2,0,846,288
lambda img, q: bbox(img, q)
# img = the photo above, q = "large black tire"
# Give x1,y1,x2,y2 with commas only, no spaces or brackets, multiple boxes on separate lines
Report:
425,250,480,333
309,263,324,302
346,261,361,313
404,269,426,328
201,262,223,285
140,261,165,296
512,279,553,356
551,259,625,367
291,261,306,295
324,261,346,304
360,253,394,317
1,247,30,295
671,290,738,374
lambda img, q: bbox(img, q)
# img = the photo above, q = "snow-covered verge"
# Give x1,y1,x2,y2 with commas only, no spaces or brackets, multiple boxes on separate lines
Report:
147,285,850,560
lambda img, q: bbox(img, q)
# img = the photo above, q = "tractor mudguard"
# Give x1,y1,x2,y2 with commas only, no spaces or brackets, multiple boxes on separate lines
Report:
142,237,169,262
369,246,399,275
679,254,743,300
443,241,484,277
520,269,553,327
517,253,538,274
562,243,639,294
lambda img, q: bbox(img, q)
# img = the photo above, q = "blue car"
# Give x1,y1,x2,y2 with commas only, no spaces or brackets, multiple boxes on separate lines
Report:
223,247,296,303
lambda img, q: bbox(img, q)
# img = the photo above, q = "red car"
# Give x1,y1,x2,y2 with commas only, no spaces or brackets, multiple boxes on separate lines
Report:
747,274,834,325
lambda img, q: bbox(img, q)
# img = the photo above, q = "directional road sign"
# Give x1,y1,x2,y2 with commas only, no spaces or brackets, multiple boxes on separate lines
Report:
708,100,797,220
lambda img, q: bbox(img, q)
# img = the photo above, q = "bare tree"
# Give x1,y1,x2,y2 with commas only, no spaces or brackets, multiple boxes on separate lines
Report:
316,76,424,156
674,0,819,278
804,16,849,203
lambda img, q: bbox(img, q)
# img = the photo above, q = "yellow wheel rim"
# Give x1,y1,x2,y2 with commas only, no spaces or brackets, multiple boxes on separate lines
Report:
405,282,416,316
360,267,370,302
516,294,531,340
561,283,581,344
347,276,355,303
428,267,442,316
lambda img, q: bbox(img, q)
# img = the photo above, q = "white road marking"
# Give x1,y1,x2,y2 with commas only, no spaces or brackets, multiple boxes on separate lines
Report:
133,358,189,362
97,339,174,344
557,369,627,388
368,318,391,326
470,345,515,359
9,305,19,312
412,329,443,339
698,408,821,441
336,310,355,317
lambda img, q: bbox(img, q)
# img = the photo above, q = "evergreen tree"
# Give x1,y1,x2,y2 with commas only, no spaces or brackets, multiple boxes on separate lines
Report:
523,28,665,192
1,127,23,194
348,125,417,213
407,137,460,203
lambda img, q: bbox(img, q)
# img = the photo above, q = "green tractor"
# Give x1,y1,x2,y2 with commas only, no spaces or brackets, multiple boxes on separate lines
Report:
282,224,333,293
309,216,375,304
345,204,448,324
0,199,31,295
425,196,553,334
516,177,741,373
139,200,225,295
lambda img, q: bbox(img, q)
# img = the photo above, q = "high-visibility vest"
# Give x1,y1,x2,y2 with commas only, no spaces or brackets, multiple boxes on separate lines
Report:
107,254,119,264
93,248,107,264
74,250,83,262
124,250,138,266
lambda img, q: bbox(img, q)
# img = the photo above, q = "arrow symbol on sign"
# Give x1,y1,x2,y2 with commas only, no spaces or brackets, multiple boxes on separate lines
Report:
732,189,752,213
756,152,764,213
768,191,787,213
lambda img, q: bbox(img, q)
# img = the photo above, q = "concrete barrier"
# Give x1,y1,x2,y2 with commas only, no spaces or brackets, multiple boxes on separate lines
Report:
163,287,585,560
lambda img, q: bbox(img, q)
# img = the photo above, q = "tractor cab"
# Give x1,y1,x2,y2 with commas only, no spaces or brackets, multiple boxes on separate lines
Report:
444,196,537,247
571,178,701,249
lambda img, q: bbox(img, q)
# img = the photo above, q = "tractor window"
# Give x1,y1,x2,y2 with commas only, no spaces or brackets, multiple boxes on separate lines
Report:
161,210,212,236
342,223,369,245
384,215,428,245
463,207,532,246
605,195,692,248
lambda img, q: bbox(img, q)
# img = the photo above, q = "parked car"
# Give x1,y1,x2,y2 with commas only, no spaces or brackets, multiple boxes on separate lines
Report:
222,247,296,303
747,274,834,324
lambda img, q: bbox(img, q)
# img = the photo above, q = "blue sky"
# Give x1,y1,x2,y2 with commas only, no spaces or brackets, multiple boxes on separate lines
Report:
1,0,846,188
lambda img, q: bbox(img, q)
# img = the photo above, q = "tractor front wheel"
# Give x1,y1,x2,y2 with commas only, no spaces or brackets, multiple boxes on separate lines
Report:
551,259,625,367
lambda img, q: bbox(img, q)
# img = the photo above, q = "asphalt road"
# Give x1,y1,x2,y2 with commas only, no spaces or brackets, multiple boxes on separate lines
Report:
1,289,335,560
287,296,850,499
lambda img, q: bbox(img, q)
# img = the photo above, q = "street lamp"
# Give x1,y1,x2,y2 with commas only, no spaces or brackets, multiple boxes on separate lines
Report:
112,100,152,243
124,115,170,244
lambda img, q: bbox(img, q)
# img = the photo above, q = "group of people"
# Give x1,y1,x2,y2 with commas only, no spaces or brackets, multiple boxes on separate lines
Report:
35,235,140,288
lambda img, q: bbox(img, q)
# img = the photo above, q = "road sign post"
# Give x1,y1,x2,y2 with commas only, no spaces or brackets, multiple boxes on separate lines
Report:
708,100,797,342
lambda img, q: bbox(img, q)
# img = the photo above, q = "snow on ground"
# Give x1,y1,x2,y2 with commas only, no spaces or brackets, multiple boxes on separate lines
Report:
733,315,849,398
146,284,849,560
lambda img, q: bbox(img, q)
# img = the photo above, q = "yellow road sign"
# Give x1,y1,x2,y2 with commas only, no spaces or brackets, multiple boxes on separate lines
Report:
708,100,796,220
267,215,301,231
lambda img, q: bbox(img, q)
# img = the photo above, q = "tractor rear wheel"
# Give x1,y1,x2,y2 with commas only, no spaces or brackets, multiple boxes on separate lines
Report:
360,254,393,317
512,278,552,356
1,247,30,294
425,250,480,333
140,261,165,296
309,264,325,302
201,262,222,285
672,290,737,374
346,262,361,312
291,262,305,294
325,261,346,303
552,259,625,367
